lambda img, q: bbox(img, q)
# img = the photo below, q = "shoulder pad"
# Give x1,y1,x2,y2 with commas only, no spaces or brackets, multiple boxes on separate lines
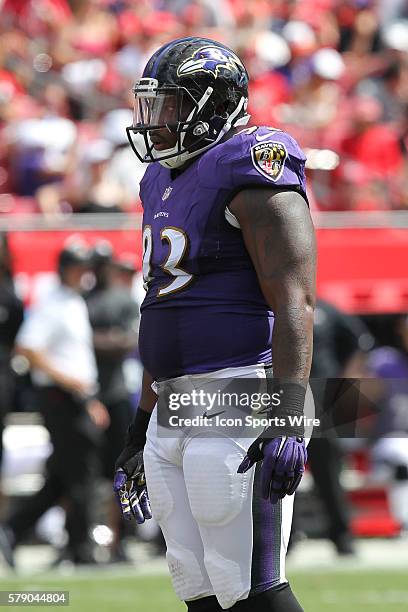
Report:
198,127,307,198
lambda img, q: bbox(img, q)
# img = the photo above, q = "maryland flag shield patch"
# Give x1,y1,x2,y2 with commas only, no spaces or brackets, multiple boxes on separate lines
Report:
251,141,287,181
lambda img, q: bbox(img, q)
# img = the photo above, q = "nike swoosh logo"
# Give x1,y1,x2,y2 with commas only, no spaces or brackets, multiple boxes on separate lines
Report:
202,410,225,419
255,131,280,141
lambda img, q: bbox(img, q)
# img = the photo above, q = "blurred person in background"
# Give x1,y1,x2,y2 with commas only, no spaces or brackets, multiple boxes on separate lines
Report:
278,47,347,148
111,254,146,413
6,112,77,200
357,58,408,123
1,0,408,213
291,299,374,555
339,94,405,210
33,139,131,216
0,242,109,568
67,140,125,214
102,109,145,210
0,234,24,499
112,254,138,291
108,253,165,554
86,241,139,563
367,314,408,531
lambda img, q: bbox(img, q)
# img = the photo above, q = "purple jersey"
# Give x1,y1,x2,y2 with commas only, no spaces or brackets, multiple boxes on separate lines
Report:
138,126,307,379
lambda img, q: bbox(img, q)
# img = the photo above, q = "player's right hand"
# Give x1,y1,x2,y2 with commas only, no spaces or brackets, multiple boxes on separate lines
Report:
113,447,152,523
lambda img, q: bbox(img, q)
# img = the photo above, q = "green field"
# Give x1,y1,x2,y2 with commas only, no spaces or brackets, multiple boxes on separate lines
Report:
1,570,408,611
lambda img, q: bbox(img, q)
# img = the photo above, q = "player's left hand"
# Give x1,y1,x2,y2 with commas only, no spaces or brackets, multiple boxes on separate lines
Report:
237,436,307,504
113,448,152,523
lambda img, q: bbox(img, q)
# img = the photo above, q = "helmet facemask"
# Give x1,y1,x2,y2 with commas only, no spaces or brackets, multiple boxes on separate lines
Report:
126,77,249,169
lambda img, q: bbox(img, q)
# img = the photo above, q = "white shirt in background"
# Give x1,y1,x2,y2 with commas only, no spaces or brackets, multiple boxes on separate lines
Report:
16,284,97,389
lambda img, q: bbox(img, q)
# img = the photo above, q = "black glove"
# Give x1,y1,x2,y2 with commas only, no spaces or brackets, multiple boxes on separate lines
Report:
237,381,308,504
113,408,152,523
237,436,307,503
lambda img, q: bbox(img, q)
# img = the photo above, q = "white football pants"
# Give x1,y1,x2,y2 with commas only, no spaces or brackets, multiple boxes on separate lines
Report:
144,364,313,610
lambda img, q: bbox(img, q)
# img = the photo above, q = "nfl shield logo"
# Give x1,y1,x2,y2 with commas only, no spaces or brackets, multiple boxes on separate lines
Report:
162,186,173,201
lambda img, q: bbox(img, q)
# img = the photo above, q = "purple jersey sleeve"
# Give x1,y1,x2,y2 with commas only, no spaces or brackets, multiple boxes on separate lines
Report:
198,126,307,201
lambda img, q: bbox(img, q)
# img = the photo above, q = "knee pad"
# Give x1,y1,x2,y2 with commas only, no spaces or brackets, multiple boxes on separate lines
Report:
183,437,250,526
167,543,212,602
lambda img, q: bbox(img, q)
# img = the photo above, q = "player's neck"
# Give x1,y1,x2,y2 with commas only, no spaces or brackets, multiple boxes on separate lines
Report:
170,157,198,180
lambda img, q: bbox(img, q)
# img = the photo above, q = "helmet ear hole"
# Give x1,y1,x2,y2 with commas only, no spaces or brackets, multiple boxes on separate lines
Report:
215,101,229,118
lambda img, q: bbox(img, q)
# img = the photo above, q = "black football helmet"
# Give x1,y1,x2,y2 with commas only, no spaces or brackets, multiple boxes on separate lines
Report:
126,37,250,169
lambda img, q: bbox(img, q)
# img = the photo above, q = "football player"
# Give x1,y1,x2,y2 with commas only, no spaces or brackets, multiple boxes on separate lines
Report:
114,37,316,612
